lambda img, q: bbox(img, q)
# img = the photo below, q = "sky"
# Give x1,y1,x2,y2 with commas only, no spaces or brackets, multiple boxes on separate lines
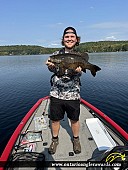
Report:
0,0,128,47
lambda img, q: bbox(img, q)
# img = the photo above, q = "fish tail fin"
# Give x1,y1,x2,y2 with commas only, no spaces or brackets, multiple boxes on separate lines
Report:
95,65,101,71
91,65,101,77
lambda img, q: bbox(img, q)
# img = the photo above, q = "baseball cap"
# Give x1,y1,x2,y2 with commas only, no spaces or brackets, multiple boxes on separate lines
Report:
63,27,78,37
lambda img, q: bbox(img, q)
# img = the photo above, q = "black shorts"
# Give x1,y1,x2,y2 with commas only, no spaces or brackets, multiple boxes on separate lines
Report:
50,96,80,121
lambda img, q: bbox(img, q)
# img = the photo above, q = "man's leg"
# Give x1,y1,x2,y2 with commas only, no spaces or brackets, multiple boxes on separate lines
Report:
71,120,80,137
48,120,60,154
70,120,81,154
51,120,60,137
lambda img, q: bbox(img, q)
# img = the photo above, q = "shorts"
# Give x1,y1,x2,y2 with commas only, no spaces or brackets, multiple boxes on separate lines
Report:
50,96,80,121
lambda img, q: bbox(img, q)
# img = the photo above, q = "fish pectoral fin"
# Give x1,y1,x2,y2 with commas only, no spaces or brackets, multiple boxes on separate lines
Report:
82,68,86,73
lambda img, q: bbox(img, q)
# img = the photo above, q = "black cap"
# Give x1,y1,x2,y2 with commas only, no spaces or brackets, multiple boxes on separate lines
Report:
63,26,77,37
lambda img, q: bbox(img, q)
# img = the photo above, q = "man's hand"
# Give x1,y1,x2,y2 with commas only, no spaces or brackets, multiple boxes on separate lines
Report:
46,59,55,69
75,66,82,73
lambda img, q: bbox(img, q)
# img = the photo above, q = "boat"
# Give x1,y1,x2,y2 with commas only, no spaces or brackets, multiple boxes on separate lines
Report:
0,96,128,170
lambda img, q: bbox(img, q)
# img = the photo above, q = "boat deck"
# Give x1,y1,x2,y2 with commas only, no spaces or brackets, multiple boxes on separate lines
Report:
9,98,124,170
40,102,96,162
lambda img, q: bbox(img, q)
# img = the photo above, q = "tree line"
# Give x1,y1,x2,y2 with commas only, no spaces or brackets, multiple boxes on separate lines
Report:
0,45,59,56
0,41,128,56
76,40,128,53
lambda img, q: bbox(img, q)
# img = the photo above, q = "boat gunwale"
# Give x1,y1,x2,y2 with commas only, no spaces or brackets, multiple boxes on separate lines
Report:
81,98,128,141
0,96,128,169
0,96,49,169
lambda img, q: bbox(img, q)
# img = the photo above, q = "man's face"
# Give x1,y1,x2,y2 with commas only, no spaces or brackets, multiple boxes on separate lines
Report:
63,29,77,49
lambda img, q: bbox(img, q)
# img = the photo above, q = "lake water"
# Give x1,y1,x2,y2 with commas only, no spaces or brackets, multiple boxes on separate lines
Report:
0,52,128,155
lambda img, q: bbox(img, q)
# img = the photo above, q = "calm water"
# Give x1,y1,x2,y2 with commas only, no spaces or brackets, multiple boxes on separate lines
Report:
0,52,128,155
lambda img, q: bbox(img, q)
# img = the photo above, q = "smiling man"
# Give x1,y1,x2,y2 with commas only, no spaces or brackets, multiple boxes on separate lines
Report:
46,27,85,155
62,27,80,50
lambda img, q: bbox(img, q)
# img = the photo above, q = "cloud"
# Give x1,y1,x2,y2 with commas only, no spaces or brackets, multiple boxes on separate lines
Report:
50,43,60,46
91,22,128,29
47,40,61,47
46,22,64,28
105,35,117,40
56,23,63,25
79,21,84,23
0,40,7,44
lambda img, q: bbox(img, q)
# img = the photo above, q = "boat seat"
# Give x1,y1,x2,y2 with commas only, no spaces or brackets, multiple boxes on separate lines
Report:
86,118,116,151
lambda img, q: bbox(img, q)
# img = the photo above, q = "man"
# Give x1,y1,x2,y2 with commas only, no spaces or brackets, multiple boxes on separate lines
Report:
46,27,84,155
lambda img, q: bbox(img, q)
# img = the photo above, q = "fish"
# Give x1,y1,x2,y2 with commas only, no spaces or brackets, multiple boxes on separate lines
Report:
48,52,101,77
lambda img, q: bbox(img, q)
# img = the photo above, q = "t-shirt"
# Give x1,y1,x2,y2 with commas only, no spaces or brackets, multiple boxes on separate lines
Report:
48,50,82,100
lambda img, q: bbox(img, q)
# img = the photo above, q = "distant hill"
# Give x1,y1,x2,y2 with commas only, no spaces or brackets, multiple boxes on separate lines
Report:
0,45,60,56
76,40,128,53
0,41,128,56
